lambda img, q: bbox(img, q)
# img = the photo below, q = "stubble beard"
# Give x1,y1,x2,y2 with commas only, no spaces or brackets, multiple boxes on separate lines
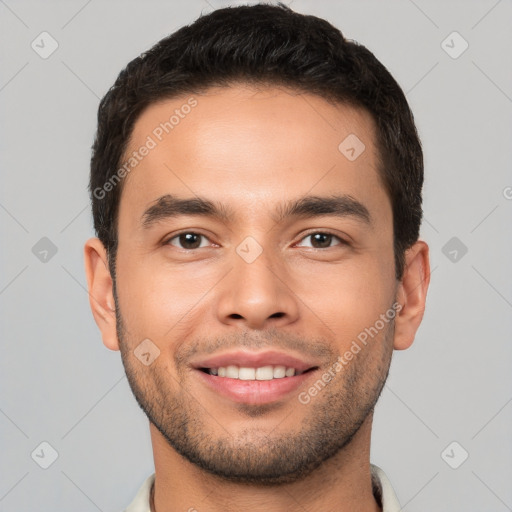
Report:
115,299,394,486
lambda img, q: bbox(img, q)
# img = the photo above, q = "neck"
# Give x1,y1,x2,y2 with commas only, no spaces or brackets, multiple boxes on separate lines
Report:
149,415,381,512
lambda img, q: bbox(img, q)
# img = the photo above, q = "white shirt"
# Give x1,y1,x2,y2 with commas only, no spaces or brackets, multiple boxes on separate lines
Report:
124,463,401,511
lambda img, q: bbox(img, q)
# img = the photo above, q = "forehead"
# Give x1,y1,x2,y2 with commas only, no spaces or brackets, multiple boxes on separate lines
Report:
119,84,388,225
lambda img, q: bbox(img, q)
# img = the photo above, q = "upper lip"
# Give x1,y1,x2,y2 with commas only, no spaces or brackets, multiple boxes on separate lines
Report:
191,349,319,372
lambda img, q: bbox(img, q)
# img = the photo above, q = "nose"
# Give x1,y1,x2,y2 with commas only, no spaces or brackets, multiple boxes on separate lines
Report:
215,245,300,330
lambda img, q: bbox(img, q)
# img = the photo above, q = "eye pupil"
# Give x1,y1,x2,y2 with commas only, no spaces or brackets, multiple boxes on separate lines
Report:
311,233,332,248
180,233,201,249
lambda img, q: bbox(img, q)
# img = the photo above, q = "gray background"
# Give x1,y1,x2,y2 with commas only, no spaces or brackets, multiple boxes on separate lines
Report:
1,0,511,510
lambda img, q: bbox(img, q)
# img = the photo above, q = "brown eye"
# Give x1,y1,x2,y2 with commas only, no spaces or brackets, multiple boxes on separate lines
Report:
297,232,345,249
167,232,209,250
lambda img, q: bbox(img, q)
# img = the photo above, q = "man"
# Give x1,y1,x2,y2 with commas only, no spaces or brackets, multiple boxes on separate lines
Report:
84,3,430,511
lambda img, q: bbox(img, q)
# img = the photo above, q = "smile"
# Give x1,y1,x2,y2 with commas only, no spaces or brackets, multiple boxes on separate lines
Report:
200,364,312,380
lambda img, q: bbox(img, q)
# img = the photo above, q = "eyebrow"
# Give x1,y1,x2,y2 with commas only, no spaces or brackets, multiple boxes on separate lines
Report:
141,193,372,229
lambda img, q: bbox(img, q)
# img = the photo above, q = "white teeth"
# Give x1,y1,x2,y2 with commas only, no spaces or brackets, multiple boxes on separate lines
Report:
285,367,295,377
239,367,256,380
208,365,298,380
273,365,286,378
226,365,239,378
255,365,274,380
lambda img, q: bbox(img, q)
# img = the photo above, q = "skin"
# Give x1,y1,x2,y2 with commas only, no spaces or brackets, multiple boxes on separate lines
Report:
84,84,430,512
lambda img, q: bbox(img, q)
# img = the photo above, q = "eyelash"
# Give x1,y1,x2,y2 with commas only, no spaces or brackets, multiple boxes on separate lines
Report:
163,230,348,250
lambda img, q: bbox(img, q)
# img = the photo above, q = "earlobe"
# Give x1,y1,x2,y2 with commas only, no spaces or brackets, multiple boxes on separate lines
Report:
83,238,120,351
393,240,430,351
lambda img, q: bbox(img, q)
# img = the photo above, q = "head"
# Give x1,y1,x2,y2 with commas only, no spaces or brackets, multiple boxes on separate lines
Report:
85,3,429,485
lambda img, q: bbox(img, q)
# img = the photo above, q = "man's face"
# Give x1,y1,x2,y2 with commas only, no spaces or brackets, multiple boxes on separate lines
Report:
114,84,398,483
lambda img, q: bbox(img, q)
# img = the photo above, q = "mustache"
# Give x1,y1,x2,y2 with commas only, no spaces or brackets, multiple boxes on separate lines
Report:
174,328,335,366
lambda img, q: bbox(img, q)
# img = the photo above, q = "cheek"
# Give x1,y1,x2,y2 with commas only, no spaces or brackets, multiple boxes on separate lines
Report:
115,254,218,341
297,253,396,344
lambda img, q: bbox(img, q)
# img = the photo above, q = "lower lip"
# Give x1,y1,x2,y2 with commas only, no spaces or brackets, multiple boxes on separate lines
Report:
195,369,317,404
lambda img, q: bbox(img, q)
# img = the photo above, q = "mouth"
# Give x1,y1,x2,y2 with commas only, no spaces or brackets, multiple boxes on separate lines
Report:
191,350,320,404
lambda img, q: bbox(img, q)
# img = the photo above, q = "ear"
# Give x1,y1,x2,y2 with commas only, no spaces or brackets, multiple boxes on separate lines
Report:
83,237,119,351
393,240,430,350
